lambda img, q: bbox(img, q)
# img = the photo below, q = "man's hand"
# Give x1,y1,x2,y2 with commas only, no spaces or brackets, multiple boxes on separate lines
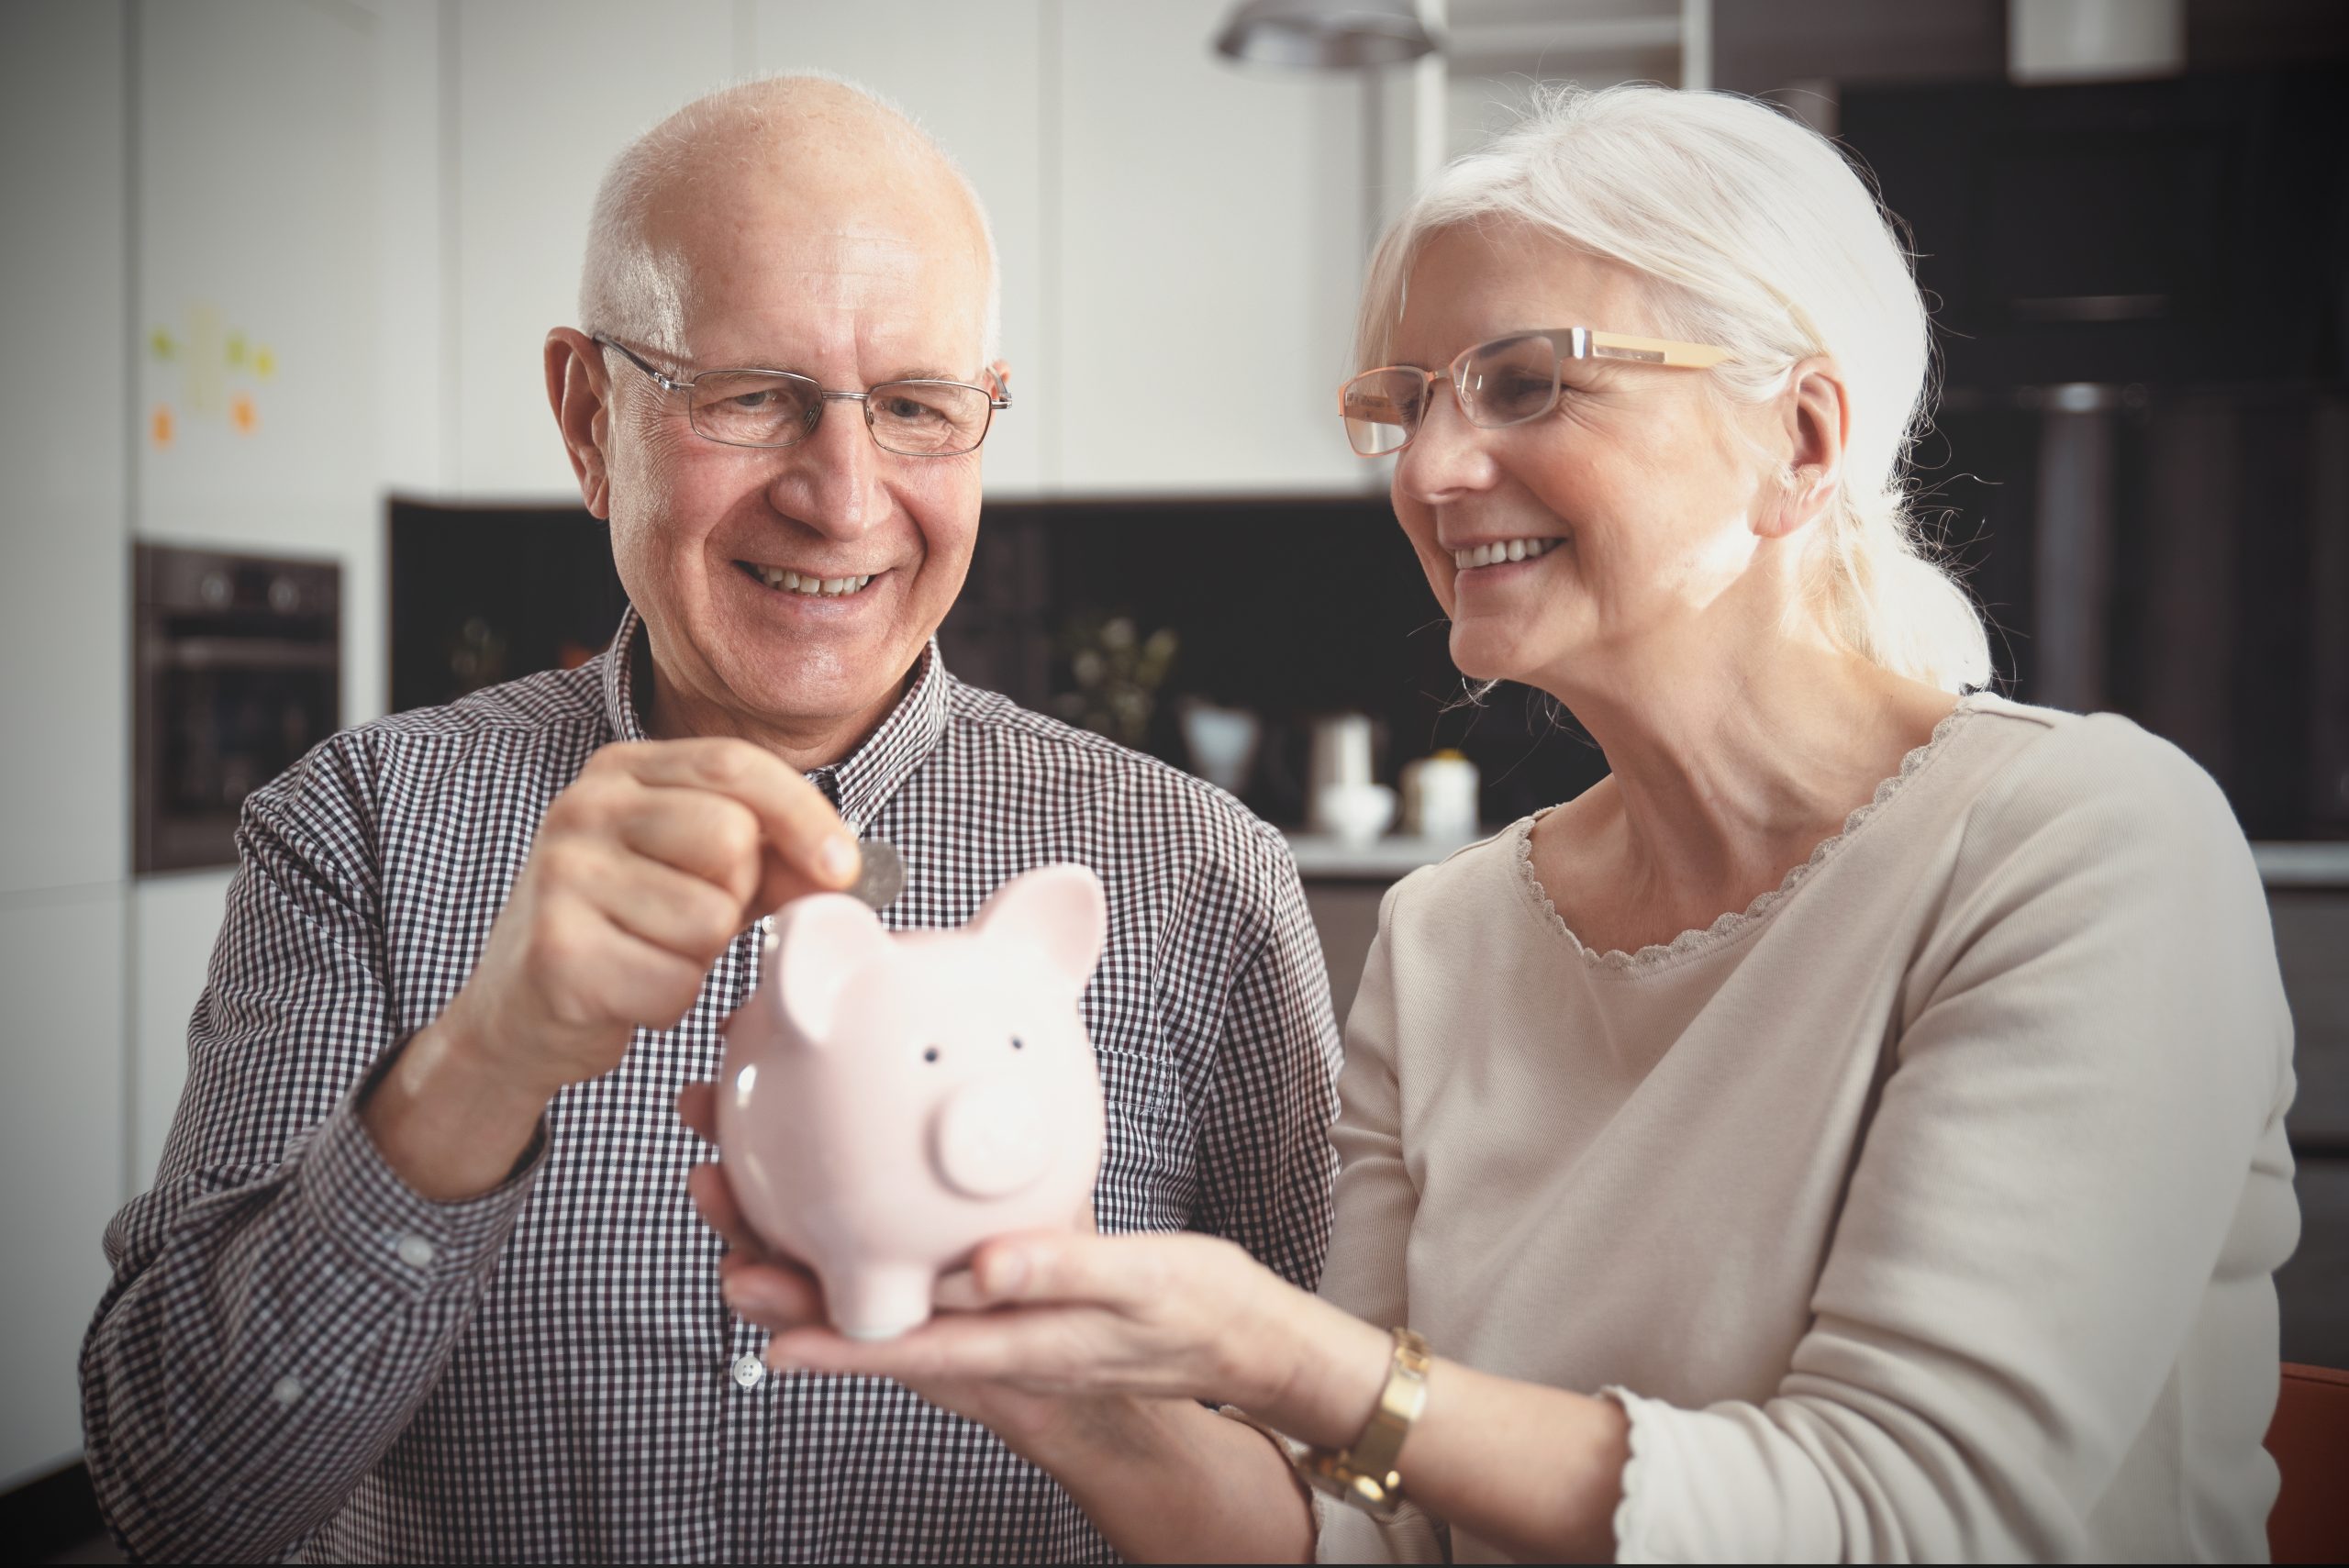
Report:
363,739,859,1200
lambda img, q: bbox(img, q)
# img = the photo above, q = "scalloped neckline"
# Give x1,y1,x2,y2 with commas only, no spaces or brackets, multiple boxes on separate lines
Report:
1514,696,1979,974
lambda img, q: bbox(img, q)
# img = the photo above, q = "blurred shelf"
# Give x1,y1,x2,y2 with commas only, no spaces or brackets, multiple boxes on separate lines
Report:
2256,842,2349,889
1285,831,1490,881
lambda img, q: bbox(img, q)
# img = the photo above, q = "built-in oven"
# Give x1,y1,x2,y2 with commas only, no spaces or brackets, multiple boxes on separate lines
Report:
134,543,340,874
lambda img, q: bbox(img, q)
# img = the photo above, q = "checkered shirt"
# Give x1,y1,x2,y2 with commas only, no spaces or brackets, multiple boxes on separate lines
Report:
81,607,1341,1563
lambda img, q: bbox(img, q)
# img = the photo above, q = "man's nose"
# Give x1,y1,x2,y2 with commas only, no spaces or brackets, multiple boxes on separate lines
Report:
1396,387,1498,505
770,396,885,539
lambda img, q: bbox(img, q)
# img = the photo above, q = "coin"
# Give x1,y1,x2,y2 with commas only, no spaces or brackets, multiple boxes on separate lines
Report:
848,839,906,910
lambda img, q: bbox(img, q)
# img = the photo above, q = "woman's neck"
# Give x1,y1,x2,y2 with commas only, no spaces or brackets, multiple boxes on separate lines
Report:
1531,627,1958,944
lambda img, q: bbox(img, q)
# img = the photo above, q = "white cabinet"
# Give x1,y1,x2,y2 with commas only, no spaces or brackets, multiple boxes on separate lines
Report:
445,0,1372,500
130,872,234,1191
451,0,736,499
0,0,128,899
134,0,388,728
0,0,130,1491
0,889,127,1490
1055,1,1370,495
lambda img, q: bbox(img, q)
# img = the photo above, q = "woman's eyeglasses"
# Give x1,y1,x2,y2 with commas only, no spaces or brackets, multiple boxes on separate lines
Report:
1338,328,1731,457
592,334,1010,458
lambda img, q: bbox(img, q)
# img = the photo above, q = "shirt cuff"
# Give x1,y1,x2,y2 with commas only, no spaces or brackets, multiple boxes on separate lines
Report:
294,1090,547,1296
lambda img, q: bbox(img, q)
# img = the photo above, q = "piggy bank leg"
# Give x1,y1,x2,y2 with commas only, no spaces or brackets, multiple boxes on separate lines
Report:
824,1263,937,1341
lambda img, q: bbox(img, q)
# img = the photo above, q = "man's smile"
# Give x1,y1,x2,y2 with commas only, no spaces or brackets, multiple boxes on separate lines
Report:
733,558,885,598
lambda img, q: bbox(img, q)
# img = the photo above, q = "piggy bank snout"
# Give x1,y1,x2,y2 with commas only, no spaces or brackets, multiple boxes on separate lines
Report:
930,1079,1056,1199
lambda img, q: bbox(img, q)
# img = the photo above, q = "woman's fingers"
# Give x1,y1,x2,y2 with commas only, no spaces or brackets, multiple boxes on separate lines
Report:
970,1229,1186,1312
676,1082,717,1142
686,1159,764,1258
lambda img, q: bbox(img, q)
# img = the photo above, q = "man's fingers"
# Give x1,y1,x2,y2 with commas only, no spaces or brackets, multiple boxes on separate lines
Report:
592,851,752,962
610,740,858,891
615,787,766,911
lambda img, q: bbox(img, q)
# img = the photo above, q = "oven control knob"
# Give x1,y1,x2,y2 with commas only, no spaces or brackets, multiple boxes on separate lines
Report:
199,571,231,607
268,575,303,614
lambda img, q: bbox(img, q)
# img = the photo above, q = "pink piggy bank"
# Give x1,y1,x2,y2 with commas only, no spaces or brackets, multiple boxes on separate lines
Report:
716,862,1109,1340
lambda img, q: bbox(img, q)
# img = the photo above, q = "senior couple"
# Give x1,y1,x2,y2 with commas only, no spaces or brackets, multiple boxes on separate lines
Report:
83,75,2295,1562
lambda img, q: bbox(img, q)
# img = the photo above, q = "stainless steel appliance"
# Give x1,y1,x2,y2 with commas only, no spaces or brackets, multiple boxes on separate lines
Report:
135,543,340,874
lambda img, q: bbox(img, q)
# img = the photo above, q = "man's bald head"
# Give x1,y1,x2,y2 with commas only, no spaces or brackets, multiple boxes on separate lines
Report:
579,73,999,362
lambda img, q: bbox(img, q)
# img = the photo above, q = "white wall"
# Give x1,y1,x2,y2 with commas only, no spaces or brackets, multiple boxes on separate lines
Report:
0,0,130,1493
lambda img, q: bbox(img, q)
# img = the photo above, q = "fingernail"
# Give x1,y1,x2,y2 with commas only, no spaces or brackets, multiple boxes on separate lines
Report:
980,1251,1029,1300
818,835,859,884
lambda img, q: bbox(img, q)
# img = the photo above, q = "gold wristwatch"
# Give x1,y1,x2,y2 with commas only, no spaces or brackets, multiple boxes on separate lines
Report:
1295,1327,1431,1518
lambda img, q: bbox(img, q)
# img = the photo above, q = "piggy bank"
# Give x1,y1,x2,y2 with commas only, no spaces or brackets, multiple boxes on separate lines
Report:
716,863,1109,1340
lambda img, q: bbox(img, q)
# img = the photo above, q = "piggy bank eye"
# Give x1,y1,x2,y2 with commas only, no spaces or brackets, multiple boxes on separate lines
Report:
922,1046,941,1064
1010,1036,1025,1051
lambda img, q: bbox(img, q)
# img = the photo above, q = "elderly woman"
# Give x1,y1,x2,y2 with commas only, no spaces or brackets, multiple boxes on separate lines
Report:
690,85,2298,1561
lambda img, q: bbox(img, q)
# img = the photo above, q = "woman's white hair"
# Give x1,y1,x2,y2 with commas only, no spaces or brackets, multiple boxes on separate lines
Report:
580,71,1001,363
1362,84,1989,694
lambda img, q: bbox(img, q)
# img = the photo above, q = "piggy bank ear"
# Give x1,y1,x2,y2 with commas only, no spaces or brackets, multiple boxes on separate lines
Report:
766,893,891,1040
970,863,1108,994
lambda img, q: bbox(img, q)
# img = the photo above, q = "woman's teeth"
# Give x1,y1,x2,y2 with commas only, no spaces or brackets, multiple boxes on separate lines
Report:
1452,537,1563,571
754,564,874,597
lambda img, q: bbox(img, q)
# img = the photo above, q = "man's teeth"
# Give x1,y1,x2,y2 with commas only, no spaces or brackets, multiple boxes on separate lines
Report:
755,565,875,596
1451,537,1564,571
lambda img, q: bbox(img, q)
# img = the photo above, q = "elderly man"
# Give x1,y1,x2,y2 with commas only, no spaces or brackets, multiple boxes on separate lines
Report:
82,77,1340,1562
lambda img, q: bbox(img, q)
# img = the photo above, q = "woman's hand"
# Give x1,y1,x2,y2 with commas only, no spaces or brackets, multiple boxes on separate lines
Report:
676,1082,1129,1458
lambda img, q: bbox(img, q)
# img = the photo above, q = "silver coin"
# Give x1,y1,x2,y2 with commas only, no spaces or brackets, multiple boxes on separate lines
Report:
848,839,906,910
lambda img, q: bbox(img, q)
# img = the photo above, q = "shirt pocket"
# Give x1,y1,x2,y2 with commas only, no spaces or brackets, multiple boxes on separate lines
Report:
1093,1043,1174,1129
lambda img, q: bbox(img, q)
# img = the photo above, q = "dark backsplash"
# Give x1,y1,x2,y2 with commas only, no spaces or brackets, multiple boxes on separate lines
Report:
391,462,2346,840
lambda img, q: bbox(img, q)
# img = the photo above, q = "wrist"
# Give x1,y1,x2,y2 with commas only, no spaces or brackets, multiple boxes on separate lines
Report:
359,1018,551,1201
1240,1283,1393,1451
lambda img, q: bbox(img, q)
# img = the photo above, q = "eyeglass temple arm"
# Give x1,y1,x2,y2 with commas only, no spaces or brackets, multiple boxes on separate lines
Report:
1585,330,1731,369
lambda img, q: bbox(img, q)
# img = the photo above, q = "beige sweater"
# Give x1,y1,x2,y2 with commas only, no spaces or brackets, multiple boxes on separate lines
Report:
1315,696,2299,1563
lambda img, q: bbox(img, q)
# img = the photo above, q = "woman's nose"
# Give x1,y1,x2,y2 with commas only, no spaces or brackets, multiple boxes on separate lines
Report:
1395,388,1498,505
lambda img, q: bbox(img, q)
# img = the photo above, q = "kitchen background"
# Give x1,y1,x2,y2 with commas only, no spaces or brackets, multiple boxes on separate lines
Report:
4,0,2346,1548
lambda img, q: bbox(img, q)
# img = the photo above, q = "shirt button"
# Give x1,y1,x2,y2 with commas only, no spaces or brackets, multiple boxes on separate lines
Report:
271,1375,305,1406
395,1234,437,1271
730,1353,766,1390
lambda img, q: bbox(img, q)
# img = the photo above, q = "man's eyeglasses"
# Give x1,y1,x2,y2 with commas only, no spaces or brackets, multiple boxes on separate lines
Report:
1338,328,1731,457
592,334,1011,458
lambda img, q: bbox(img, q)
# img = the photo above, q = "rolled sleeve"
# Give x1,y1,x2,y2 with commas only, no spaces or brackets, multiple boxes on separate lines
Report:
80,740,542,1562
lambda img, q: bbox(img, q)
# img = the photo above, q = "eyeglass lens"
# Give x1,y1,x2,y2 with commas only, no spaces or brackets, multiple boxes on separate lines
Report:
1340,332,1578,456
686,371,993,455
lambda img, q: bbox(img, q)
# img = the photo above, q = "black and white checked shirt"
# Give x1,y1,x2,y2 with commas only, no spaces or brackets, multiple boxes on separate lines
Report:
82,607,1341,1563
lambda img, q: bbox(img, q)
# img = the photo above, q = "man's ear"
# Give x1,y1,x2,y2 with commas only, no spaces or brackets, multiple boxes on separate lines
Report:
545,328,614,519
1760,354,1849,540
987,358,1012,396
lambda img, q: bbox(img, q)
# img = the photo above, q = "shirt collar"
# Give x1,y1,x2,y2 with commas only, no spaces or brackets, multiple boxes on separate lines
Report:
599,605,950,830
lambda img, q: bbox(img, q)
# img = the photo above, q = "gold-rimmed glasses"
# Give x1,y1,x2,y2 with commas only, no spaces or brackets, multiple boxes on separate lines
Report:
1338,328,1731,457
592,334,1011,457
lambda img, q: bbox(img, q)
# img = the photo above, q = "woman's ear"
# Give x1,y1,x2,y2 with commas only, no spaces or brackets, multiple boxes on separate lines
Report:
1759,354,1848,539
545,328,615,519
